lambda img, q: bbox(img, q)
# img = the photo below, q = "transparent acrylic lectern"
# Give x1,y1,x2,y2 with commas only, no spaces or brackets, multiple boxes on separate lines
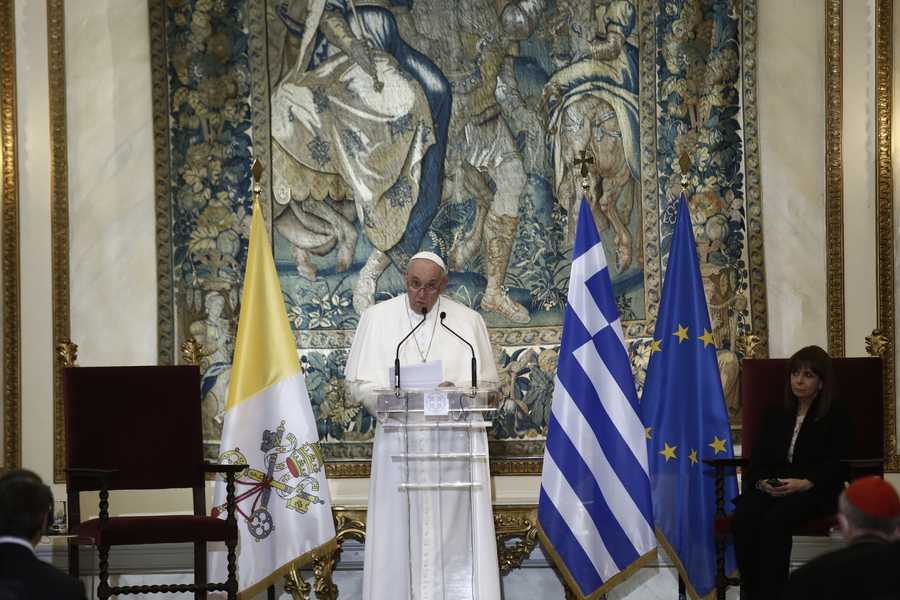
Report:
372,387,498,600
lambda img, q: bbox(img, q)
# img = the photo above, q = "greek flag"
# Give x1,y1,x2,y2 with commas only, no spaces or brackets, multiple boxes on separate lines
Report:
538,197,657,600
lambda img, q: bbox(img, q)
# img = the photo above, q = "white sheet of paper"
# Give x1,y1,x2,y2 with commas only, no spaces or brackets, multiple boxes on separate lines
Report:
389,359,443,389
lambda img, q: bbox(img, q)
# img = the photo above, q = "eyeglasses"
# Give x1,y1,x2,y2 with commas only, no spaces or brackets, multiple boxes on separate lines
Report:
406,280,441,295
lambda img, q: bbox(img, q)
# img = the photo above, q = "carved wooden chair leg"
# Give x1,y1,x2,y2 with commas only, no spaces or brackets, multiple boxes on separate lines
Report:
97,546,112,600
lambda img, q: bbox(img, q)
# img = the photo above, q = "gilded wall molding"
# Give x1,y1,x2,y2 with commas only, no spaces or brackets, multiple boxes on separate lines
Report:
0,0,20,474
148,2,176,366
742,0,770,349
825,0,845,358
874,0,897,470
48,0,70,483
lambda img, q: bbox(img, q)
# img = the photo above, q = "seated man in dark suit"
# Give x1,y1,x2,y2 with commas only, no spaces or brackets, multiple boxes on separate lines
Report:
0,469,86,600
788,476,900,600
0,580,25,600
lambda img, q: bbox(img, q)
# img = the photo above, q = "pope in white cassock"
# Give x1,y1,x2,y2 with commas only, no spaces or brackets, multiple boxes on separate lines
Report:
344,251,501,600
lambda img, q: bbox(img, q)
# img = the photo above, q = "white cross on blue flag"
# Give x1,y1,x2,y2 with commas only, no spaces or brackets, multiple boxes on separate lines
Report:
538,196,657,600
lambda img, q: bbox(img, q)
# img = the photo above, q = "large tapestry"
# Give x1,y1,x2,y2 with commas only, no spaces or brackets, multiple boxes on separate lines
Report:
151,0,766,474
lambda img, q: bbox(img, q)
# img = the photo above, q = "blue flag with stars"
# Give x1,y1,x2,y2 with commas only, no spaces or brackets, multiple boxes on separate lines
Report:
641,192,739,600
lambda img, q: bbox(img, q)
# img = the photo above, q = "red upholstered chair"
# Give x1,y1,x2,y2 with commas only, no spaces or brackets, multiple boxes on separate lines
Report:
705,356,884,599
63,365,244,600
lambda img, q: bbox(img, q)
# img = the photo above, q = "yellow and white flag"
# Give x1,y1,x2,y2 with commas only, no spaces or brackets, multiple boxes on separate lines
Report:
209,196,336,598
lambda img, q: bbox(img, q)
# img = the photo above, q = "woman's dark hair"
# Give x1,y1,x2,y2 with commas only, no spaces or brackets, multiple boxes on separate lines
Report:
784,345,837,418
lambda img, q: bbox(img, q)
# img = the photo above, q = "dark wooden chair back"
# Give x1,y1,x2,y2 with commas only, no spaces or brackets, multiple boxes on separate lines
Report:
740,357,884,482
64,365,206,492
62,365,241,600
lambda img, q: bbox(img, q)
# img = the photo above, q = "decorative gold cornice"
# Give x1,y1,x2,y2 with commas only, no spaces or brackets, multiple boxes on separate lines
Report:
0,0,20,474
283,506,540,599
48,0,70,483
181,338,203,366
332,507,368,543
56,341,77,368
494,505,539,573
490,458,543,475
283,507,366,600
735,331,764,360
874,0,897,470
866,329,889,359
324,461,371,478
825,0,845,358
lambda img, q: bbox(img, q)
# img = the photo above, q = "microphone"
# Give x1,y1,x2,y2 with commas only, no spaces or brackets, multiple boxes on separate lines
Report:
440,311,477,389
395,307,428,389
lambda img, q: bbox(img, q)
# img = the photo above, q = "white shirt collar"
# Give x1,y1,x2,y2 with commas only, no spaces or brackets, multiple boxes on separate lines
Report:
0,536,35,553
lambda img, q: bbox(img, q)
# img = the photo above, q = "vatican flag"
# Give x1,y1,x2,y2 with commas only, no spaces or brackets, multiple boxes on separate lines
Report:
209,195,337,599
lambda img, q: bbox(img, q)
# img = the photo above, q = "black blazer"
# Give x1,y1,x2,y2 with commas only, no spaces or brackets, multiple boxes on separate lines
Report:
0,580,24,600
788,538,900,600
748,398,852,510
0,543,86,600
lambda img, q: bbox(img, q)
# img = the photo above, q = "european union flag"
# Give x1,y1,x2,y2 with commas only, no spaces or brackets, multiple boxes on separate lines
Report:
539,197,656,600
641,192,739,599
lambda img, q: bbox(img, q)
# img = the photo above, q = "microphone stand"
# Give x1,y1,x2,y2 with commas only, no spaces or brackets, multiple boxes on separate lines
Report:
440,311,477,389
395,307,428,390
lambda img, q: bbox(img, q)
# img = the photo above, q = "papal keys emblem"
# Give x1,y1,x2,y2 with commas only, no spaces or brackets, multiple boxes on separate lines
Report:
212,420,326,541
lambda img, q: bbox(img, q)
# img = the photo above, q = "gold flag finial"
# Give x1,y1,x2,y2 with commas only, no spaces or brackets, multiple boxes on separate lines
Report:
575,150,593,194
574,150,594,178
251,158,263,183
251,159,265,210
679,151,692,189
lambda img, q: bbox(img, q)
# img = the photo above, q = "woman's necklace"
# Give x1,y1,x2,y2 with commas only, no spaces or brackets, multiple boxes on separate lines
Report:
407,298,440,362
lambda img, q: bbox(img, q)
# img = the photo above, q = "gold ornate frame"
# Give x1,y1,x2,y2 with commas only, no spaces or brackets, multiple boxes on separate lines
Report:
825,0,845,358
0,0,20,475
874,0,898,470
284,506,543,600
826,0,898,471
49,0,70,482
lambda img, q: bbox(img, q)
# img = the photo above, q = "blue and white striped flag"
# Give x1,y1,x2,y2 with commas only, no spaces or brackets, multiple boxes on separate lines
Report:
538,197,657,600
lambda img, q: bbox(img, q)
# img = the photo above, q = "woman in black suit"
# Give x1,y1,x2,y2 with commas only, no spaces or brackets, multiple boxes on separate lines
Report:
730,345,853,600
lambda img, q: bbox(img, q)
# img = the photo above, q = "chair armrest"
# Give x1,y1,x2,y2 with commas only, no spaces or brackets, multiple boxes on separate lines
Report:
841,458,884,478
63,468,120,481
840,458,883,467
200,463,246,475
702,458,748,468
200,463,247,526
63,468,119,529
